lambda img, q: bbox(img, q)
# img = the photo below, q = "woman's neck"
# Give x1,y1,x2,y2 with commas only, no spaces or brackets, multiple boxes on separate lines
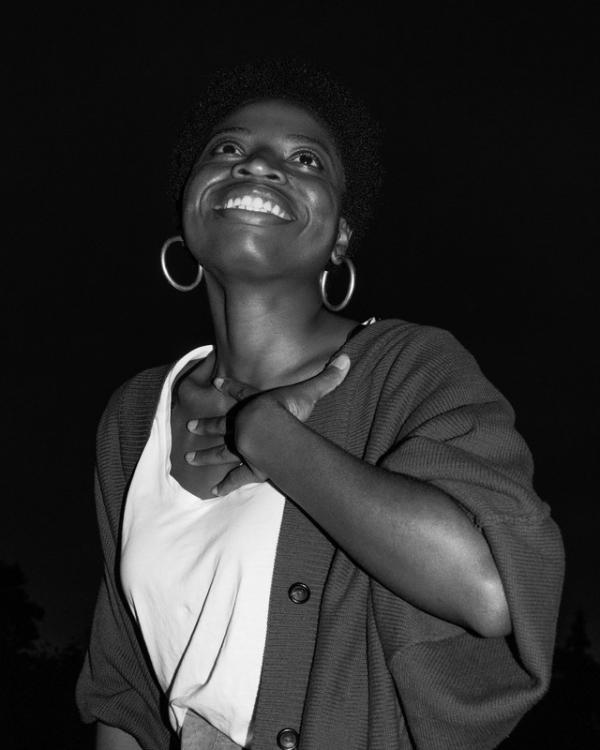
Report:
204,273,355,391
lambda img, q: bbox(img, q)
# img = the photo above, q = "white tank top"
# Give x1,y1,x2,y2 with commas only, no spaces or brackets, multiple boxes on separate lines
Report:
120,346,286,746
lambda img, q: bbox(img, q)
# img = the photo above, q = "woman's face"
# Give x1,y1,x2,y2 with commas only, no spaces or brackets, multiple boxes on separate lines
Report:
182,99,349,282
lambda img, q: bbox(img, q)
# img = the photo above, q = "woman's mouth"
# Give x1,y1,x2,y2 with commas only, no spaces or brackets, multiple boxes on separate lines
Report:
213,187,295,223
217,194,292,219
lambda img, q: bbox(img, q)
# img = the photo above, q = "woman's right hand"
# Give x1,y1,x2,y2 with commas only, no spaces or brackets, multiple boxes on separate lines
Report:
185,354,351,495
184,392,269,493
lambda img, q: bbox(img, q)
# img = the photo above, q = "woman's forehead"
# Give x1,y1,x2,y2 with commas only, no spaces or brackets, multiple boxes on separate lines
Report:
214,99,338,149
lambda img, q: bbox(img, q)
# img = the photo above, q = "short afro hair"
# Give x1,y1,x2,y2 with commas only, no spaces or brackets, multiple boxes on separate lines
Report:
169,58,383,255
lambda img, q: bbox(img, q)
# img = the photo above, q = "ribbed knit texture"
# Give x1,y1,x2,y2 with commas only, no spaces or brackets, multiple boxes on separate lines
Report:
76,319,564,749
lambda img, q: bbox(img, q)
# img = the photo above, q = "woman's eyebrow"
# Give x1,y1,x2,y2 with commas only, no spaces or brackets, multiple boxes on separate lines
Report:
209,126,250,138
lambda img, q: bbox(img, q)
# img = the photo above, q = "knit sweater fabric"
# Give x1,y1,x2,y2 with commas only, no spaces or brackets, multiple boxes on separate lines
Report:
76,319,564,750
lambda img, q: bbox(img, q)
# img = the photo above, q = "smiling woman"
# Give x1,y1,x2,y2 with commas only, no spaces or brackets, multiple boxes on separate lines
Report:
182,98,349,288
76,61,564,750
170,61,382,255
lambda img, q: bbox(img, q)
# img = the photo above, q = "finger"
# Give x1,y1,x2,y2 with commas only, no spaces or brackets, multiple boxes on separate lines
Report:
211,465,260,497
306,354,351,400
213,376,258,402
187,416,227,436
328,353,351,374
185,444,239,466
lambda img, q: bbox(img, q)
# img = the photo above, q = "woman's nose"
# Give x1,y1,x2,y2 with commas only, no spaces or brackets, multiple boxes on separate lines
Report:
232,151,286,182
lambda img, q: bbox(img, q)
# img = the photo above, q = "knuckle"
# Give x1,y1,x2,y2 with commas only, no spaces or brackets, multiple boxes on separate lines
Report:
206,418,220,435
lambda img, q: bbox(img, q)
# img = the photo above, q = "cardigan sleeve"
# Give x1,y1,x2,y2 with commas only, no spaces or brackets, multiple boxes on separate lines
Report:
372,327,564,748
75,387,174,750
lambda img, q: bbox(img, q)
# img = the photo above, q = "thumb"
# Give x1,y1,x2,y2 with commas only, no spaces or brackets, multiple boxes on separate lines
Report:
312,353,351,399
282,354,351,422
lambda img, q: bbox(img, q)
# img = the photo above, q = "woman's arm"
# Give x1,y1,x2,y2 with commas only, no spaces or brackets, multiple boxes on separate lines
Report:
187,357,511,637
233,396,511,638
96,723,144,750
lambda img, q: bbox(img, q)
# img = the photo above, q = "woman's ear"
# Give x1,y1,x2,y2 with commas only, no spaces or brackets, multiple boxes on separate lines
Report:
332,218,353,263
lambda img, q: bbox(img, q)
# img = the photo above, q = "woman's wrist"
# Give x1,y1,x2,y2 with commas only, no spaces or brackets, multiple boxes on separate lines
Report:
234,395,299,470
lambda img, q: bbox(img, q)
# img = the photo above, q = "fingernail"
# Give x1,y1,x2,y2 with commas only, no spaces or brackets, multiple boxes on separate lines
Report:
330,354,350,370
187,419,198,431
185,451,196,464
213,377,224,390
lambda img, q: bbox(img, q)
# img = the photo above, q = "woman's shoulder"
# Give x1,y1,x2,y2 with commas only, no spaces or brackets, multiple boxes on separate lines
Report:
103,364,171,417
94,364,171,452
101,342,214,421
342,317,497,404
345,317,473,364
342,318,509,427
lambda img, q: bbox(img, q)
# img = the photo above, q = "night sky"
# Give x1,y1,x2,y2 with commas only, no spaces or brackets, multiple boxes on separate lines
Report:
4,5,598,658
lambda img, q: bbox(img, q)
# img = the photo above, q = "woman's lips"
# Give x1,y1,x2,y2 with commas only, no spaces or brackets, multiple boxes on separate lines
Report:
214,208,292,226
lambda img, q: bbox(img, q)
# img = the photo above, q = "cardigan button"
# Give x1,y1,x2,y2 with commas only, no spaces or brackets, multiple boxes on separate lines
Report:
277,728,299,749
288,582,311,604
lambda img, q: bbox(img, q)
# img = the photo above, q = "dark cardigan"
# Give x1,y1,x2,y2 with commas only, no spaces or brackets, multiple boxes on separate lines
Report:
76,319,564,749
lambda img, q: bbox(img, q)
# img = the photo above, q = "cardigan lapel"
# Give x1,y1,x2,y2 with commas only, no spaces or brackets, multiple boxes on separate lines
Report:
119,365,171,482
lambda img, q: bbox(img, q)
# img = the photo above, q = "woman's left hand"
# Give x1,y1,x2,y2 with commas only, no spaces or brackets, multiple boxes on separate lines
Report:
185,354,351,496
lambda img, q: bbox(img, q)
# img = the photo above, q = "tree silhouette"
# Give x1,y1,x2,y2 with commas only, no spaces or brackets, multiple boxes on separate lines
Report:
565,609,591,654
0,561,94,750
0,560,44,657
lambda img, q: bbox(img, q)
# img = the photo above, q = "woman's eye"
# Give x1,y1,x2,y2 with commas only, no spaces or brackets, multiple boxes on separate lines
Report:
211,141,243,156
291,150,323,170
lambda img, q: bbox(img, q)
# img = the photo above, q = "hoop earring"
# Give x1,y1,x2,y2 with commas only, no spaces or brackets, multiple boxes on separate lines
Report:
319,256,356,312
160,235,203,292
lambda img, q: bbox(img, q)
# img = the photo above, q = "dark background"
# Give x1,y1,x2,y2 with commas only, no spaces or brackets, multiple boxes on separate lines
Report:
3,3,599,747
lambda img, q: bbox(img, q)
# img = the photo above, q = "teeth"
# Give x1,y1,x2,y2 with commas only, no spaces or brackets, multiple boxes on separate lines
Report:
219,193,290,219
